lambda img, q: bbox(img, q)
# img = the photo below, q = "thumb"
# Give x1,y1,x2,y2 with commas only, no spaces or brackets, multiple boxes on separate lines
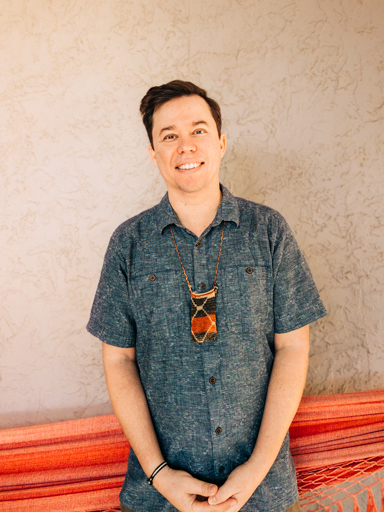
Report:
208,482,237,505
188,477,217,497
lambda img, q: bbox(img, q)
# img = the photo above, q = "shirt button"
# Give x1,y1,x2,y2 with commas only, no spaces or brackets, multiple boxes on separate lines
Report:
246,267,253,274
209,377,216,384
149,274,156,281
215,427,222,435
219,466,225,474
200,283,207,290
196,241,202,247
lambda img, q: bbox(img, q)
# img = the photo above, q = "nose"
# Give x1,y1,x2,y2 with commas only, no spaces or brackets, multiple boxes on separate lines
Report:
177,136,196,153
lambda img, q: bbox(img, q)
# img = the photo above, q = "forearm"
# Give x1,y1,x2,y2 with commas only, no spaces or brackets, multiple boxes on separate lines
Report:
103,343,238,511
207,326,309,509
248,329,309,478
102,345,164,477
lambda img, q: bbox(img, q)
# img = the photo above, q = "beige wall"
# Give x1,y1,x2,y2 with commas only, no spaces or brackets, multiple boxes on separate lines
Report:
1,0,383,429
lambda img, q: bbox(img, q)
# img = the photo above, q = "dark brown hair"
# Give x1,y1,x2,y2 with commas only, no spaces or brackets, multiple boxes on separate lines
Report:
140,80,222,148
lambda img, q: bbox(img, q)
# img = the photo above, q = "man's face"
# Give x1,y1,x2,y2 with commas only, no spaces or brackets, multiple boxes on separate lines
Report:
148,95,226,196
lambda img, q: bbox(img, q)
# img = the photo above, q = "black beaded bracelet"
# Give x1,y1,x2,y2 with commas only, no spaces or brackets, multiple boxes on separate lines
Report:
147,461,168,486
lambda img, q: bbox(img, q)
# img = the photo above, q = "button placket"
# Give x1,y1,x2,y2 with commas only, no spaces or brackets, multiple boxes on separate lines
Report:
193,238,208,293
193,234,226,461
201,351,225,455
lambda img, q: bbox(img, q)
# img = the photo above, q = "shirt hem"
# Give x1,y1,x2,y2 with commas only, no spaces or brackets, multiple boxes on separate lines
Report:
86,322,135,348
274,307,327,334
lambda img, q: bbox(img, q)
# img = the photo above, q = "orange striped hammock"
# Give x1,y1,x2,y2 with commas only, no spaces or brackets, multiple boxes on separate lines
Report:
1,389,384,512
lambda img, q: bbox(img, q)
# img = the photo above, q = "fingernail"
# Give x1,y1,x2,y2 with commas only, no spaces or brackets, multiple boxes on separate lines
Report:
210,496,216,503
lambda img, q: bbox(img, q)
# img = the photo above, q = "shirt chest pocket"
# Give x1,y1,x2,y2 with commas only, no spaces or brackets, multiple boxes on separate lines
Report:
132,269,186,338
220,265,273,334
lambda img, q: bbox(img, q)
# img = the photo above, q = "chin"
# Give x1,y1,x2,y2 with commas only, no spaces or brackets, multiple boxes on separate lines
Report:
176,181,207,194
174,174,217,194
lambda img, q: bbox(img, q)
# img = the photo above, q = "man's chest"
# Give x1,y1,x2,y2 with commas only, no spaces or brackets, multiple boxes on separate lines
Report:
128,225,274,341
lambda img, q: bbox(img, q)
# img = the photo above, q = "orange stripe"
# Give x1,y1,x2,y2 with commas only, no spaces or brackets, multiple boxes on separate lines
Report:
191,289,216,299
191,315,216,333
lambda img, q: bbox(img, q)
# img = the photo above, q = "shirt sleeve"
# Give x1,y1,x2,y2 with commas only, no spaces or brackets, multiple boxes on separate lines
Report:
271,214,327,333
87,230,136,347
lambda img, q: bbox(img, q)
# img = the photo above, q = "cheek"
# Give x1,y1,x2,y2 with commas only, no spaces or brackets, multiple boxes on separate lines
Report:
155,150,172,169
207,143,224,162
205,139,223,154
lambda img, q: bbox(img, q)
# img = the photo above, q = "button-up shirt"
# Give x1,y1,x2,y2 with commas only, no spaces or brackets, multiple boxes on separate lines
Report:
87,185,327,512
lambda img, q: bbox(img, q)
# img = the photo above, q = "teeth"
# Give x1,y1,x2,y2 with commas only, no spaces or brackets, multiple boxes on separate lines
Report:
177,163,201,170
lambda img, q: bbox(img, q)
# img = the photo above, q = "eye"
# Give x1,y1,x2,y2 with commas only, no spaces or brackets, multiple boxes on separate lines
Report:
163,134,177,141
193,129,206,135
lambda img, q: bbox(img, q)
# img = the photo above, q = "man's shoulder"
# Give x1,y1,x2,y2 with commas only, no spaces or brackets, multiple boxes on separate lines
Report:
234,194,287,228
108,201,161,248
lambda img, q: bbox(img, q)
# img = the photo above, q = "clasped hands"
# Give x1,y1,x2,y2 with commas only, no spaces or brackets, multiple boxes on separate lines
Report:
154,461,260,512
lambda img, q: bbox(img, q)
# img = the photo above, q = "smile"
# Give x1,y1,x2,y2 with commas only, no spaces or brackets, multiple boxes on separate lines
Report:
176,162,203,170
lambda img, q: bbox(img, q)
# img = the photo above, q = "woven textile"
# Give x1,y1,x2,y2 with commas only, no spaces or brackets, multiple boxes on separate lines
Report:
190,288,218,342
291,388,384,511
1,389,383,511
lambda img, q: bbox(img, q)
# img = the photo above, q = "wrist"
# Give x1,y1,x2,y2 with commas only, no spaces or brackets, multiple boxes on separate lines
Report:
148,461,168,486
152,464,173,491
247,455,275,487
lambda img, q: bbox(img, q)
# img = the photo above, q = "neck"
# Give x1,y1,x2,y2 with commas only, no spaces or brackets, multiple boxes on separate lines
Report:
168,185,222,238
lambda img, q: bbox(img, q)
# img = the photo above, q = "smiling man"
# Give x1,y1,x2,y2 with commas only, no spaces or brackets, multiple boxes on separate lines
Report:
87,80,326,512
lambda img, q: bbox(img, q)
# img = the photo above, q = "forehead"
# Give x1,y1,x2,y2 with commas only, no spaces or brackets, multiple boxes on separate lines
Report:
152,95,214,132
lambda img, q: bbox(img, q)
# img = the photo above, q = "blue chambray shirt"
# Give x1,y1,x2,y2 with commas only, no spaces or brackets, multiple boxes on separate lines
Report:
87,185,327,512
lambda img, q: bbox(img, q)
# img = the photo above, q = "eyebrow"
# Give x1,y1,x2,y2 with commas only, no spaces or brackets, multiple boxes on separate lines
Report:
158,120,208,136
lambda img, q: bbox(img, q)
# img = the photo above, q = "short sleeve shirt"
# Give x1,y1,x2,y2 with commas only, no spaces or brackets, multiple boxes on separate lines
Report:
87,185,327,512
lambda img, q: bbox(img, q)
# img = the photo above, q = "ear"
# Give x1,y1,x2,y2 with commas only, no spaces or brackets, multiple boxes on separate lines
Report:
219,133,226,157
148,144,158,166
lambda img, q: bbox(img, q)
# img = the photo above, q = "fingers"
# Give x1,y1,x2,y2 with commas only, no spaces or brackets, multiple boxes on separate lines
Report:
193,496,238,512
188,477,218,497
189,477,237,511
208,482,237,506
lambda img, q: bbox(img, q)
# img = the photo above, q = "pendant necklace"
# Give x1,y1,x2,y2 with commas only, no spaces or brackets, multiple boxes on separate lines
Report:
170,222,225,343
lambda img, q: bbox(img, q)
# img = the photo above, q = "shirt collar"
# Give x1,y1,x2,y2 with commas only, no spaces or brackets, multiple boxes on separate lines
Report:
156,184,240,234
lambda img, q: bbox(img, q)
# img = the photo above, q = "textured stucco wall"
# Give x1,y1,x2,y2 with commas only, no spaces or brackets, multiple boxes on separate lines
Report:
1,0,383,429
